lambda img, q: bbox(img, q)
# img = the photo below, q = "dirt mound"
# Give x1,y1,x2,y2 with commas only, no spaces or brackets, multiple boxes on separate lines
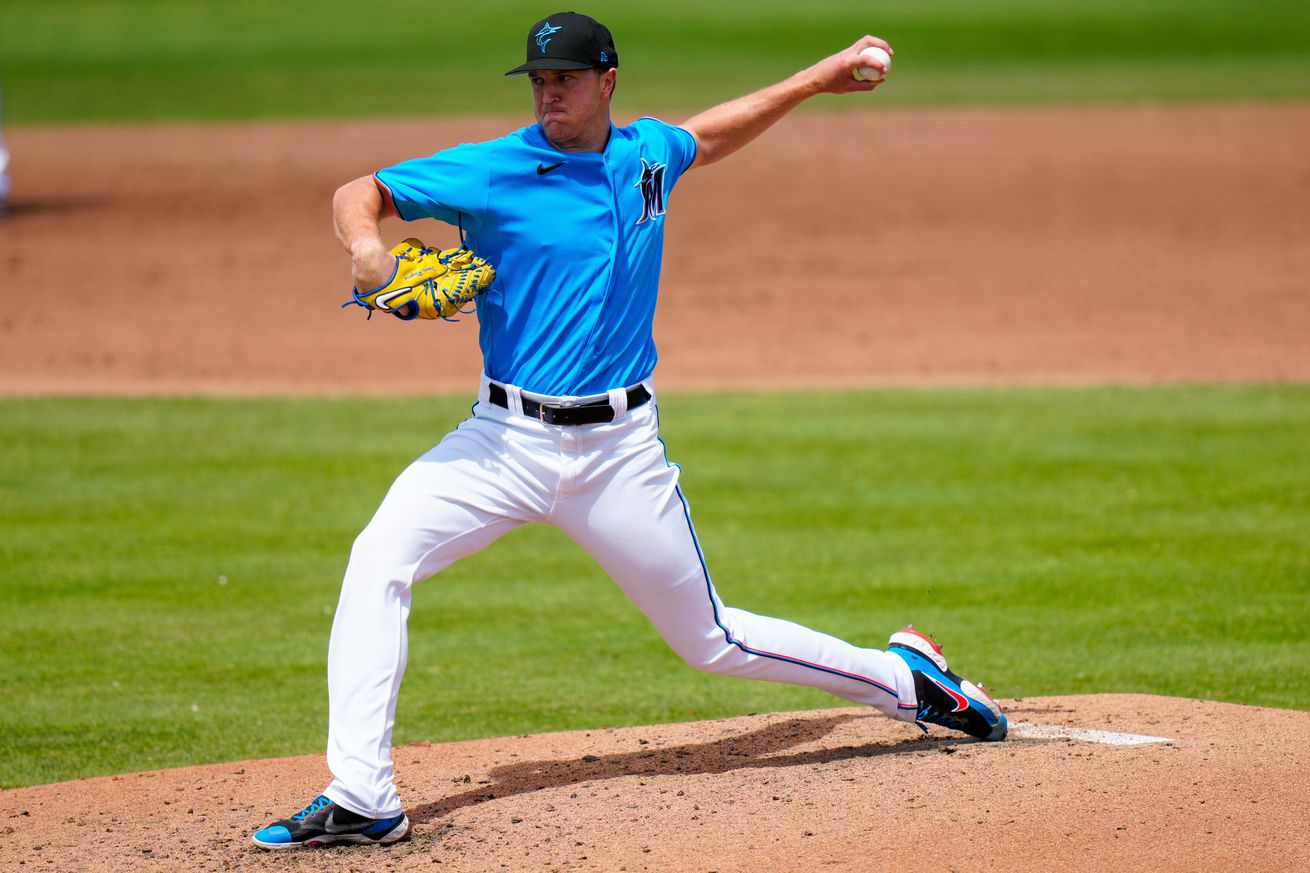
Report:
2,695,1305,871
2,105,1308,395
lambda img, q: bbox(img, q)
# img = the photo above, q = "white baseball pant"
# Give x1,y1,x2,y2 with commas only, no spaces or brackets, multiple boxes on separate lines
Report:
324,375,918,817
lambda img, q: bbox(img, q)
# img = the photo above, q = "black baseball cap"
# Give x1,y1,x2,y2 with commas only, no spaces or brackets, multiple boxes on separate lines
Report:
505,11,618,75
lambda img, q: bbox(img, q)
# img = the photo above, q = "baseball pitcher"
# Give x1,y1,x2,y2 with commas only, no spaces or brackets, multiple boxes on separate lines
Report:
253,11,1006,850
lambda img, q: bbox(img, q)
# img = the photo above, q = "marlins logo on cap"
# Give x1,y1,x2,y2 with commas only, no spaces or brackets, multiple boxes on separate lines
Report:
506,11,618,75
535,21,562,53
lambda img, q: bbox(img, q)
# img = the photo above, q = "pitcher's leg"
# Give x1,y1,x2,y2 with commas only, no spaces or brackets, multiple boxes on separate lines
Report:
324,423,538,816
556,420,917,721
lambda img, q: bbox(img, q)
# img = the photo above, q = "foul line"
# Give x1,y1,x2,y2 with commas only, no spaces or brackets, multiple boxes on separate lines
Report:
1009,722,1175,746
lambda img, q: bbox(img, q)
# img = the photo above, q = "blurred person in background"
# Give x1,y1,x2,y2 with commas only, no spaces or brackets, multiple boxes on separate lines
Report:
0,87,10,216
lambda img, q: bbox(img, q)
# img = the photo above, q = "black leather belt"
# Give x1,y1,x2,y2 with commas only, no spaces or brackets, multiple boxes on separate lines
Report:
487,382,651,426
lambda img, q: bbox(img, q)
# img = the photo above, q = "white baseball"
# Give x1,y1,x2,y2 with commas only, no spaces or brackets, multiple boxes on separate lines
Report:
854,46,891,82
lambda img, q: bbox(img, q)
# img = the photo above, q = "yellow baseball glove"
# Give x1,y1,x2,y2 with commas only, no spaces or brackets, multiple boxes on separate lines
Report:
343,238,495,321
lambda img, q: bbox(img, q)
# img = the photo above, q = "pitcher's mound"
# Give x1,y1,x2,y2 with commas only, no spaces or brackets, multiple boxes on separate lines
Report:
2,694,1306,871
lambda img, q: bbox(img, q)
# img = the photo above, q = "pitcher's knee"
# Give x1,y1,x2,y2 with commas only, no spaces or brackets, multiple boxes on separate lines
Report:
345,526,418,588
671,636,750,676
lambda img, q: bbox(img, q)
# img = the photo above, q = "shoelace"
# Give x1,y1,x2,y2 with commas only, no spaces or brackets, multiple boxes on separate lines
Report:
292,795,333,821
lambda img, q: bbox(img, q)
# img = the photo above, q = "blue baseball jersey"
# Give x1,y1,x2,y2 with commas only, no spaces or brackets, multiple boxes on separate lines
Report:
374,118,697,397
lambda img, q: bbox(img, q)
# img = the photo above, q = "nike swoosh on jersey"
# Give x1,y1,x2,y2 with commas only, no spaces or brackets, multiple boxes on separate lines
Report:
536,161,565,175
928,676,971,712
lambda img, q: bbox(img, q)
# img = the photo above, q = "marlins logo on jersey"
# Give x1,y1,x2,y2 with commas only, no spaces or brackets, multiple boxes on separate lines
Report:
634,158,667,225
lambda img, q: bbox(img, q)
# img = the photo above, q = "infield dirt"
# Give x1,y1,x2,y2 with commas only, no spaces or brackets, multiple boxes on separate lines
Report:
1,106,1308,871
1,105,1308,394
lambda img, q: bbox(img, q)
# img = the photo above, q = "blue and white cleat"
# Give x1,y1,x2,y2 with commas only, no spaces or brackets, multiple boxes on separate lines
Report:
888,626,1008,742
252,795,410,850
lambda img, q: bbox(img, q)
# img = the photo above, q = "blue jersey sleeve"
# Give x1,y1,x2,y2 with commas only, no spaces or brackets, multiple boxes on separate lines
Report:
632,117,698,180
374,141,493,227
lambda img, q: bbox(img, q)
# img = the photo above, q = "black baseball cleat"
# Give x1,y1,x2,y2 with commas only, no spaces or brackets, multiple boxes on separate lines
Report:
888,626,1008,741
252,795,410,849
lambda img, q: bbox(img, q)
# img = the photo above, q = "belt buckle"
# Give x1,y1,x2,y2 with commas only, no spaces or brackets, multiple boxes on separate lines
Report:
539,398,574,424
552,398,577,424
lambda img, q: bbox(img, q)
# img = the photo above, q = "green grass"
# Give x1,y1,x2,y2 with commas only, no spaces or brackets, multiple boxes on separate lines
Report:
1,0,1308,124
1,387,1307,788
